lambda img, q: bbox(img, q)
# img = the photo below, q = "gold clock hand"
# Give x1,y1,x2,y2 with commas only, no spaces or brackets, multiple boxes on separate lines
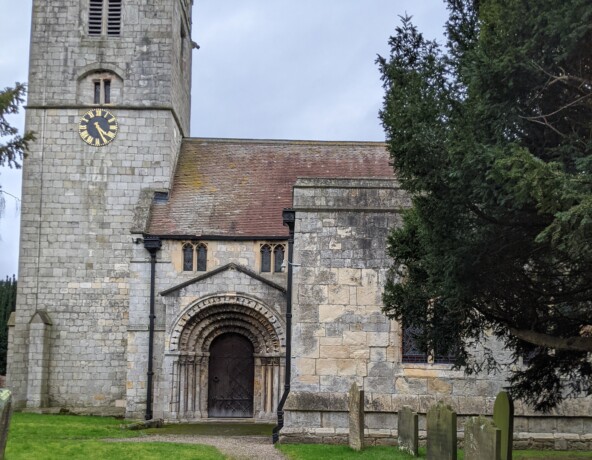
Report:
94,122,108,144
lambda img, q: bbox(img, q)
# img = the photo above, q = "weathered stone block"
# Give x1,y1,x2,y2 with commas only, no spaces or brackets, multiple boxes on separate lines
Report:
366,412,396,430
319,305,345,323
428,378,452,395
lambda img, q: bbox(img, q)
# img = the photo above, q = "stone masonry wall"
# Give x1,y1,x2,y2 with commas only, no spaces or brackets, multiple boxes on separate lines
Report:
26,0,192,134
8,108,180,412
281,178,592,447
126,239,287,419
8,0,191,412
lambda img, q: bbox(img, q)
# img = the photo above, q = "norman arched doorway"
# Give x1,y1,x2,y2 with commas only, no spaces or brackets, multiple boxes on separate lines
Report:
208,333,254,418
166,294,285,421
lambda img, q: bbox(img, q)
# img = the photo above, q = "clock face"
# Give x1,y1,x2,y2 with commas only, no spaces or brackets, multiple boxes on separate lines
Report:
78,108,118,147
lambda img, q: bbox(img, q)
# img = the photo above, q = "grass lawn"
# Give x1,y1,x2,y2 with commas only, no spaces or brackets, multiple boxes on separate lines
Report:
6,414,592,460
278,444,424,460
6,413,225,460
278,445,592,460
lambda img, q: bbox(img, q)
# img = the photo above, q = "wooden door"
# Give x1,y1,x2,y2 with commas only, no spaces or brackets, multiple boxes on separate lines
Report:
208,333,254,418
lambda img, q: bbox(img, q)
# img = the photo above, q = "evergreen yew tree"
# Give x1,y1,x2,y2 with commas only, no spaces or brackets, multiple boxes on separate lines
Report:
378,0,592,410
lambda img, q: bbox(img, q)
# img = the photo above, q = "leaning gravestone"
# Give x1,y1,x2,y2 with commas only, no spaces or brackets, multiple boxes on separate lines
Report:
427,402,457,460
0,389,13,460
398,406,419,456
464,416,502,460
348,382,364,451
493,391,514,460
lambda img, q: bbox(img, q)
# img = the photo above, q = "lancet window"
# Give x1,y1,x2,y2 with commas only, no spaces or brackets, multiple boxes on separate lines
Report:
182,242,208,272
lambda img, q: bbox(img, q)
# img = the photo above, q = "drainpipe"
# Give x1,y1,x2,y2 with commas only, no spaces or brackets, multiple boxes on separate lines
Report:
273,209,295,444
143,236,162,421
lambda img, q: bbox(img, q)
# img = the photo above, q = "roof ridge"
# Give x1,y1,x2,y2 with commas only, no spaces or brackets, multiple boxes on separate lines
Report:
182,137,386,146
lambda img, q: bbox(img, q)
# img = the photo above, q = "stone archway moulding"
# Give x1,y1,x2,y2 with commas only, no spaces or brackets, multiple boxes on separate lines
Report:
169,293,286,353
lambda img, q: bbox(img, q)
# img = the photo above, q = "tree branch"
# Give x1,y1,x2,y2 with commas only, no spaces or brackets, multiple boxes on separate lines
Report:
508,327,592,352
523,93,592,120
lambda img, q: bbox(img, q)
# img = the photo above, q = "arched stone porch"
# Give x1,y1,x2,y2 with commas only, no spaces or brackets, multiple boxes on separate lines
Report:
165,293,285,421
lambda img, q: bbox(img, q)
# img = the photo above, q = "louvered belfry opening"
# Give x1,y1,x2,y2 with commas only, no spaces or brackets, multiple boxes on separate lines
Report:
88,0,104,35
88,0,121,36
107,0,122,35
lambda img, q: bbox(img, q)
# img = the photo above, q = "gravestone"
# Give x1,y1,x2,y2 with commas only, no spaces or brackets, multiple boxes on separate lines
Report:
464,416,502,460
398,406,419,456
348,382,364,451
427,402,457,460
0,389,13,460
493,391,514,460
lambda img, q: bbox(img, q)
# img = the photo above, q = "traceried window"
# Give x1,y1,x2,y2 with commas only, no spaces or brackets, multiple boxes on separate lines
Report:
181,242,208,272
402,322,457,364
402,324,428,363
260,243,286,274
89,0,122,36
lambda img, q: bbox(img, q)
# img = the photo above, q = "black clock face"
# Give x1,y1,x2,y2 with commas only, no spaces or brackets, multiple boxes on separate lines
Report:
78,109,118,147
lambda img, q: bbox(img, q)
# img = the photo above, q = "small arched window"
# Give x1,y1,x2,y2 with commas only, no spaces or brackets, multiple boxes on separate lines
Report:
274,245,285,273
182,243,194,271
196,243,208,272
260,245,272,273
77,70,122,105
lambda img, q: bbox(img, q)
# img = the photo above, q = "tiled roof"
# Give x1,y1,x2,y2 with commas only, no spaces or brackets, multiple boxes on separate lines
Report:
147,138,394,237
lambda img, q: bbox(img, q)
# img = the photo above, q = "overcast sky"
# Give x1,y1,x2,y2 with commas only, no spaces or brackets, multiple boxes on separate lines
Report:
0,1,449,278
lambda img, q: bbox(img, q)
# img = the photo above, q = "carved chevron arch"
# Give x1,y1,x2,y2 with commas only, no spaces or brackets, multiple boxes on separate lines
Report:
169,293,285,354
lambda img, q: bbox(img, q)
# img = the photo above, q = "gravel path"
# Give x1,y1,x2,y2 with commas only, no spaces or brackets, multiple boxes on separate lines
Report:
109,434,288,460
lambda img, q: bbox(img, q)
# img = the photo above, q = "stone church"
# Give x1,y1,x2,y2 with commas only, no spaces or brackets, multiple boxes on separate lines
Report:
7,0,591,447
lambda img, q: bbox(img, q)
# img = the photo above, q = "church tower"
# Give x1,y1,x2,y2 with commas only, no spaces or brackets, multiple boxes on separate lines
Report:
8,0,193,412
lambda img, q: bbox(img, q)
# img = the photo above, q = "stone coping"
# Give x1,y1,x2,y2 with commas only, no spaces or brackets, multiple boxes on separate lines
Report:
284,391,592,417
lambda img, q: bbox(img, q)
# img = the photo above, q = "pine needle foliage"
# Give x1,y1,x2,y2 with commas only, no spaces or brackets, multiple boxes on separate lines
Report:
378,0,592,411
0,82,34,216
